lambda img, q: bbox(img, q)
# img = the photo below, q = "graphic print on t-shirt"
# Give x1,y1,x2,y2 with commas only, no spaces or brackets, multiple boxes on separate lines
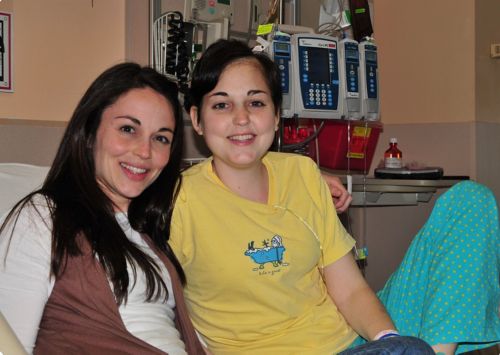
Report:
244,235,289,273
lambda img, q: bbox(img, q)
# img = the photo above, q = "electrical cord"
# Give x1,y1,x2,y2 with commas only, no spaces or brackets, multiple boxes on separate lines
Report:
272,205,325,270
165,12,182,75
264,0,280,24
317,0,346,37
345,118,373,275
280,120,325,152
166,11,190,94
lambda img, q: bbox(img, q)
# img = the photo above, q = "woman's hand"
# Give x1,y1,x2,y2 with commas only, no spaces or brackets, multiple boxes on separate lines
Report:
321,173,352,213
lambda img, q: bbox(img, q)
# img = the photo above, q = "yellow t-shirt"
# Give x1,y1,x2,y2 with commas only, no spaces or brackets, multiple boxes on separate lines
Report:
169,152,357,354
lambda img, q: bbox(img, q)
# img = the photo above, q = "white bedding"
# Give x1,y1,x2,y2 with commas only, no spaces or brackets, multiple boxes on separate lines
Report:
0,163,50,218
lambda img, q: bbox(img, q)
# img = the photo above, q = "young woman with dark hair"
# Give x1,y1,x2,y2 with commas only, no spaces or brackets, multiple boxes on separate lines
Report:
170,39,499,355
0,63,204,354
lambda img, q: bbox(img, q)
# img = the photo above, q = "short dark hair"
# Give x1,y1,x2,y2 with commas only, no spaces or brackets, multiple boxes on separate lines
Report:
185,39,282,116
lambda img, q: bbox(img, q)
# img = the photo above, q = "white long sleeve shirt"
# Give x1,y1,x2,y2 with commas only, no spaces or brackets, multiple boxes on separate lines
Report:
0,196,186,354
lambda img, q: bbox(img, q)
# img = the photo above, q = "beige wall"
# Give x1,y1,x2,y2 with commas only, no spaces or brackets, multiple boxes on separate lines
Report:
476,122,500,200
0,0,126,122
474,0,500,199
299,1,482,125
126,0,150,66
374,0,476,124
0,119,65,165
372,0,500,200
475,0,500,123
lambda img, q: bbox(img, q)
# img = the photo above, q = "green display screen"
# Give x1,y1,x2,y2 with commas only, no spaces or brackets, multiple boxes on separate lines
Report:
218,0,231,5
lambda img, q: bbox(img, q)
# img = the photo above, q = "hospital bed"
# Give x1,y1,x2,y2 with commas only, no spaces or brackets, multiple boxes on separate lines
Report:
0,163,50,218
0,163,49,355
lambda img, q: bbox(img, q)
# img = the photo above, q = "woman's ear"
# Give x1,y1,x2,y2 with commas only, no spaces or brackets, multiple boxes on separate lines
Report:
190,107,203,135
274,112,280,132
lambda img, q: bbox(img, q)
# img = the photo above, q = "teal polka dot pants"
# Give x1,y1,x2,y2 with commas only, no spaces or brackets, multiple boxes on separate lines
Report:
377,181,500,353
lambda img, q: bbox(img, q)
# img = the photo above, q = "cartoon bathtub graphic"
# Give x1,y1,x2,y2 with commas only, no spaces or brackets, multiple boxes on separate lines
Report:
245,235,286,268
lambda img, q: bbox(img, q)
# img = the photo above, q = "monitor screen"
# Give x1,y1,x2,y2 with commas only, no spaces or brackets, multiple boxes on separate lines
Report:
275,42,289,51
346,49,358,60
307,47,330,84
365,50,377,62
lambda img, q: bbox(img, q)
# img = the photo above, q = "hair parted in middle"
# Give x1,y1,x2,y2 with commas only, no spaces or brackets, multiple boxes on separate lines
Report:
184,39,283,117
0,63,186,304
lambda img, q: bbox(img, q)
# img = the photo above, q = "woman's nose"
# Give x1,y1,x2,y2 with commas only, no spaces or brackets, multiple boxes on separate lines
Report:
135,139,152,159
233,105,250,126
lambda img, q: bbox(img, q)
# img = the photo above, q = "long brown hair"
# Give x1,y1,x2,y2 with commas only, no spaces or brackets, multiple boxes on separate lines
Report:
0,63,185,304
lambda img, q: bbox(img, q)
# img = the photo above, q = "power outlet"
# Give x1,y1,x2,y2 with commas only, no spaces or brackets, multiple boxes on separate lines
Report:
491,43,500,58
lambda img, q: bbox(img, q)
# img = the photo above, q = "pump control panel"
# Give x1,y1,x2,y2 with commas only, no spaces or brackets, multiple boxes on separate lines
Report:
339,38,361,120
359,40,379,120
292,34,342,119
268,33,294,118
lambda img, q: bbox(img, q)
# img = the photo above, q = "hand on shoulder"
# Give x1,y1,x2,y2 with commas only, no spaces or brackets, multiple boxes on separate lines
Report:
321,173,352,213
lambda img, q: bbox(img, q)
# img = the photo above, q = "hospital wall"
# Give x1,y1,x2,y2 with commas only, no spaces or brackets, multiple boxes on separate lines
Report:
0,0,127,122
0,1,499,290
301,0,500,196
0,0,150,164
372,0,500,203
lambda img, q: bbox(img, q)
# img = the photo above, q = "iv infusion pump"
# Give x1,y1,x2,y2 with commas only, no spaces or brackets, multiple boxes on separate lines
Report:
339,38,361,120
292,34,342,119
267,32,379,121
359,40,379,120
269,32,294,118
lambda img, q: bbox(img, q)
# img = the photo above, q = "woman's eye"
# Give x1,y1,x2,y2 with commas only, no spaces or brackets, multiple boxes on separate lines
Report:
155,135,171,145
212,102,228,110
250,100,265,107
120,125,135,134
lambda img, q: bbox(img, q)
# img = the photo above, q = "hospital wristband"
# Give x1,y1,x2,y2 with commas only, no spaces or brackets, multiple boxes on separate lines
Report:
373,329,400,341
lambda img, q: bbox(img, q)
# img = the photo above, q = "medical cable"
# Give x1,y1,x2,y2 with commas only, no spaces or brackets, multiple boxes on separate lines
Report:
272,205,325,271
